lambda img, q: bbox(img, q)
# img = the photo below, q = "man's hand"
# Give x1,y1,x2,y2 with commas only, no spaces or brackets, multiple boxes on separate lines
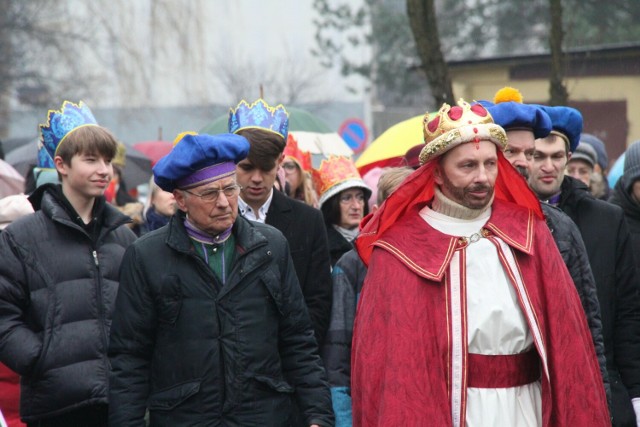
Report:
310,425,320,427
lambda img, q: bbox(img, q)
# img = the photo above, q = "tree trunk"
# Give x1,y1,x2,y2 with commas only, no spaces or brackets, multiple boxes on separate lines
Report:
549,0,569,105
406,0,454,107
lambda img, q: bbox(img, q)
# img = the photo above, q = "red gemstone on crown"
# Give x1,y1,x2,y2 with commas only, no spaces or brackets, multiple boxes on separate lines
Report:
448,106,463,120
428,116,440,133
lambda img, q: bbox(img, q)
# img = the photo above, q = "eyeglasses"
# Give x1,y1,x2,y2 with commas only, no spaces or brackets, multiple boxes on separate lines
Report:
183,184,242,202
282,162,298,171
339,193,365,205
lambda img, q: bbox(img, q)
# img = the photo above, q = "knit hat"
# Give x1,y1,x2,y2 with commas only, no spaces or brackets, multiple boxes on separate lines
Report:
580,133,609,171
569,143,597,168
623,140,640,193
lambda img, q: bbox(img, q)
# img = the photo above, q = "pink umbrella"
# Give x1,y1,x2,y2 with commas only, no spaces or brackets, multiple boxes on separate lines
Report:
132,141,173,166
0,159,25,197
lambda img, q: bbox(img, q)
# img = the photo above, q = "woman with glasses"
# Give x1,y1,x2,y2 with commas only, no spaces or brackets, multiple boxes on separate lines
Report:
313,156,371,266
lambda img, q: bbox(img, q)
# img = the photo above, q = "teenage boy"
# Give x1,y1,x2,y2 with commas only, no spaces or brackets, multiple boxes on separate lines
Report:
0,101,136,427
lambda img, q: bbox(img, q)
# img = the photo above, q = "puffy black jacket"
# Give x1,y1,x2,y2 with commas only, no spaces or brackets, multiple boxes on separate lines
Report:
108,213,334,427
0,186,135,422
559,176,640,427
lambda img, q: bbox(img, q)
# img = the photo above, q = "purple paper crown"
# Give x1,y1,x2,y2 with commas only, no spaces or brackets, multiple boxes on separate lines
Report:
39,100,99,160
228,98,289,140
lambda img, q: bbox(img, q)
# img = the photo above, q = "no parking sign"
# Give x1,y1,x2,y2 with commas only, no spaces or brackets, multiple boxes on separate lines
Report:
339,118,369,154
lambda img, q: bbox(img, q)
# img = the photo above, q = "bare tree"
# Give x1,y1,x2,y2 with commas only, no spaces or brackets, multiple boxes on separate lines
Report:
0,0,104,137
549,0,569,105
407,0,454,106
210,50,334,106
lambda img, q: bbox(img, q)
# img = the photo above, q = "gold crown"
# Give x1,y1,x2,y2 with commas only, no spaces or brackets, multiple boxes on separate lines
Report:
419,99,507,165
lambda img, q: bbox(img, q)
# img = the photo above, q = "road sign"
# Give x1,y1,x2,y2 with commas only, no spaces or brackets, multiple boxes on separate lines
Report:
339,118,369,154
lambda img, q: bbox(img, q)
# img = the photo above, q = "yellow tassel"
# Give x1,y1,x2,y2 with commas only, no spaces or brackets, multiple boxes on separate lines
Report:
493,87,523,104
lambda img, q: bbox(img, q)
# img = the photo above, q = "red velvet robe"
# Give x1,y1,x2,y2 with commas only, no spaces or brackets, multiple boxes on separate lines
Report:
351,199,610,426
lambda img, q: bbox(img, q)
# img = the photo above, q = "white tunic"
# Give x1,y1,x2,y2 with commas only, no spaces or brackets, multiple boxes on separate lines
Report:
420,206,542,427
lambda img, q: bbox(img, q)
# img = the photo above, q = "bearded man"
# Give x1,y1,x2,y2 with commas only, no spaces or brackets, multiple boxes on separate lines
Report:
351,100,609,426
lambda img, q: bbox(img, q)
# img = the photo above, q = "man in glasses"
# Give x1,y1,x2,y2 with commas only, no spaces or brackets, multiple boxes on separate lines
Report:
108,133,333,427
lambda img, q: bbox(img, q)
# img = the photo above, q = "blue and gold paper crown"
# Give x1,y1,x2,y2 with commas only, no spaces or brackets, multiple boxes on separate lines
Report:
228,98,289,140
39,100,99,160
37,141,55,169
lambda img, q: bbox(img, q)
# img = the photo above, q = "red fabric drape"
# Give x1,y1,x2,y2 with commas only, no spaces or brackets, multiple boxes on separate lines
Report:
356,151,543,265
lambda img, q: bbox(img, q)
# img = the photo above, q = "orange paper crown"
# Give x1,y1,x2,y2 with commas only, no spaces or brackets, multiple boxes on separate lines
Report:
419,98,507,165
284,134,312,171
312,155,371,207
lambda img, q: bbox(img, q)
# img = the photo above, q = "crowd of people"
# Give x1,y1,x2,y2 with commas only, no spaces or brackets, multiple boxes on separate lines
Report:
0,88,638,427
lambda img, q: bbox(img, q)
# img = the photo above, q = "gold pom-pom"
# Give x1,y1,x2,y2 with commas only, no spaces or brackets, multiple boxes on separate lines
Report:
493,87,523,104
173,131,198,146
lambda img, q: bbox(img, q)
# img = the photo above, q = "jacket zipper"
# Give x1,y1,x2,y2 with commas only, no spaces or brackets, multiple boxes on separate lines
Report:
92,248,110,368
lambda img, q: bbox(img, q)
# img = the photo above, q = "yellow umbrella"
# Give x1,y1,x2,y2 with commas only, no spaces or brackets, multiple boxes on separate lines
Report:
355,115,424,175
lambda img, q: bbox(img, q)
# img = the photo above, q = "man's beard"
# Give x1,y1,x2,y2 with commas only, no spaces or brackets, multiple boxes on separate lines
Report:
515,165,529,180
441,173,494,210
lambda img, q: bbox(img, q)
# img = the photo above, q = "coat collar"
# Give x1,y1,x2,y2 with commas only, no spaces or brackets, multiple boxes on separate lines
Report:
166,211,268,256
374,198,536,281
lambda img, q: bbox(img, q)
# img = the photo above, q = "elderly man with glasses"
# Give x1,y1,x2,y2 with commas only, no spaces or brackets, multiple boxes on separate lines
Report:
108,133,334,427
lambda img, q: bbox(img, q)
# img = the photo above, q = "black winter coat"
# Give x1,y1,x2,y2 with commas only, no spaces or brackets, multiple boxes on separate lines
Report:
326,226,353,267
559,176,640,427
0,186,135,422
108,214,334,427
265,190,332,347
611,179,640,266
541,203,610,400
